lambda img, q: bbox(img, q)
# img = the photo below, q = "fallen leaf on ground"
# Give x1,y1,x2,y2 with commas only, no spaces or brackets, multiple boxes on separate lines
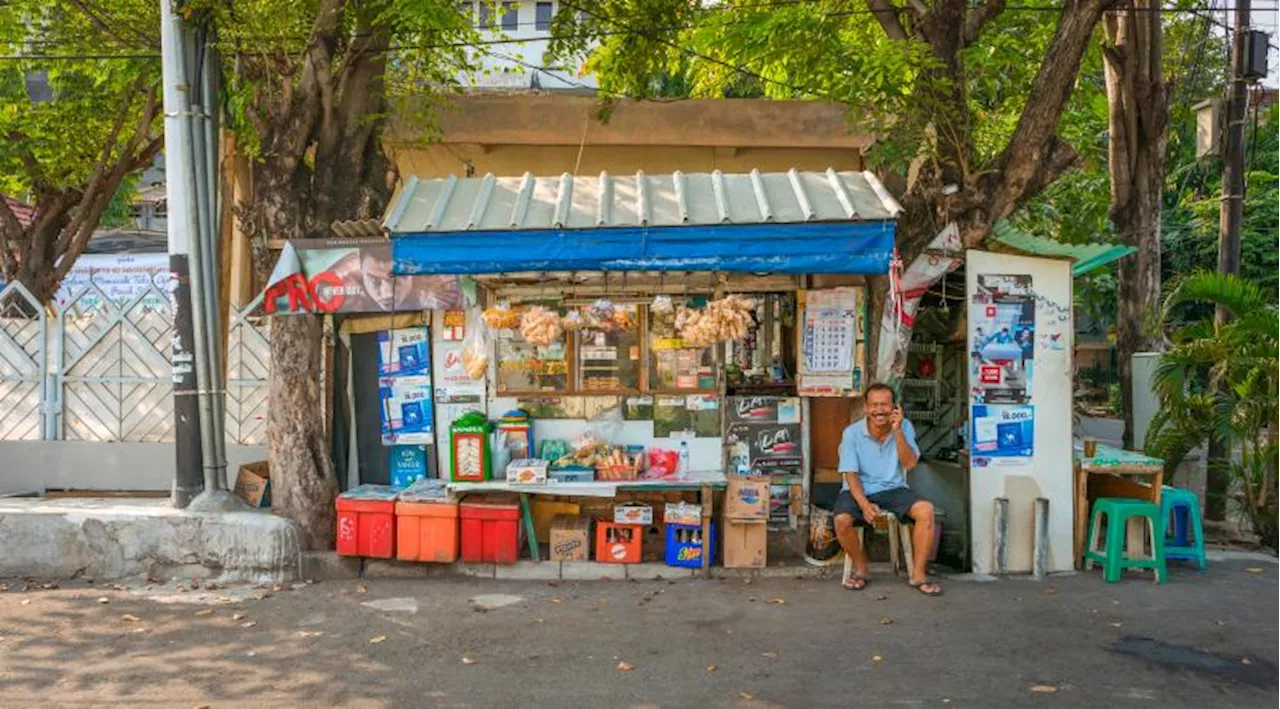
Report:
1241,657,1253,665
20,599,30,606
369,635,387,644
461,656,476,665
195,609,214,617
739,691,756,700
1244,567,1264,574
766,597,787,605
617,661,635,671
872,655,883,662
240,621,257,628
232,613,247,621
879,617,893,625
1042,586,1058,595
706,665,717,673
271,584,284,592
356,583,368,594
96,597,110,604
121,614,140,622
761,651,777,658
128,628,150,635
1109,622,1122,628
0,583,7,592
874,594,887,601
1030,685,1057,693
297,631,323,638
195,704,211,709
747,596,757,602
549,596,564,604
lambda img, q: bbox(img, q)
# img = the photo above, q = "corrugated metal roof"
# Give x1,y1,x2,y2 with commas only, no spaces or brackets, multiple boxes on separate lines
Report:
989,221,1136,277
384,168,902,234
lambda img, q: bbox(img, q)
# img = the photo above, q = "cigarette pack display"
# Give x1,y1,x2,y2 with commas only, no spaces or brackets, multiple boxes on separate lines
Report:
613,503,653,525
505,458,549,484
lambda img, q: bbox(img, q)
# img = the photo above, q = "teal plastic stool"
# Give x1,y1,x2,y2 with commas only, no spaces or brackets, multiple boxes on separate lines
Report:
1083,498,1167,583
1161,486,1208,570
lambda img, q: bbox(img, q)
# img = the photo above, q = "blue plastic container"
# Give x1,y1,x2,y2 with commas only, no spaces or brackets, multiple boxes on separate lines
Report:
665,522,716,568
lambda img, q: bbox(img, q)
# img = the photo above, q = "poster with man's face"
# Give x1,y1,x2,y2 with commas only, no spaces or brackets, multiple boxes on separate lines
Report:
969,274,1035,404
262,240,463,315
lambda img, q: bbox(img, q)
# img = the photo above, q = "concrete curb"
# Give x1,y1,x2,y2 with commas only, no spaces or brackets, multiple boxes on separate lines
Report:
0,498,302,584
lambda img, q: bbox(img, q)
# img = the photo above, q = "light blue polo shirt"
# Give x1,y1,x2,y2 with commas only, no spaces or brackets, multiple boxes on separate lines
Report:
838,418,920,495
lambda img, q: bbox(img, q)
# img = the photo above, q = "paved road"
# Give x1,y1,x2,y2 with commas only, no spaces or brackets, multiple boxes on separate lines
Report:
1,555,1275,708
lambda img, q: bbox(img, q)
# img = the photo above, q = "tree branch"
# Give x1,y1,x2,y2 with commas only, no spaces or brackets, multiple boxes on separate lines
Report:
865,0,909,40
982,0,1116,223
962,0,1008,46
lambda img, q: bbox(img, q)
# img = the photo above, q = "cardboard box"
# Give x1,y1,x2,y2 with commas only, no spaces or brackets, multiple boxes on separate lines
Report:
234,462,270,508
505,458,549,485
664,501,702,526
722,518,767,568
532,500,581,544
724,476,769,519
614,503,653,525
549,515,592,561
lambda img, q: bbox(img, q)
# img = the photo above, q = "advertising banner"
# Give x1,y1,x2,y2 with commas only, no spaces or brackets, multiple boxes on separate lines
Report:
262,239,463,315
970,403,1035,464
48,253,169,314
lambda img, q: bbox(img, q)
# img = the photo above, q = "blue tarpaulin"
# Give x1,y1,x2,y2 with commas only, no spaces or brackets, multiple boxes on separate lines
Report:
391,221,895,276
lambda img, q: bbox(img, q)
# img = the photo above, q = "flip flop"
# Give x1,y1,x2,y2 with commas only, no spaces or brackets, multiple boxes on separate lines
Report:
909,580,943,597
842,575,869,591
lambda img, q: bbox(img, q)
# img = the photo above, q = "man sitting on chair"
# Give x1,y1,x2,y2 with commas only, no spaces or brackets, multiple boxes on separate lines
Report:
834,382,942,596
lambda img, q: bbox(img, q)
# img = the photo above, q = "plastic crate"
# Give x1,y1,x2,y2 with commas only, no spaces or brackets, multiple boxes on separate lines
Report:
665,522,716,568
595,521,643,564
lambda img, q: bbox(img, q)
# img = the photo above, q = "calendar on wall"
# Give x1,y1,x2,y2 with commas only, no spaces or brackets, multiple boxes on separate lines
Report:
798,287,866,397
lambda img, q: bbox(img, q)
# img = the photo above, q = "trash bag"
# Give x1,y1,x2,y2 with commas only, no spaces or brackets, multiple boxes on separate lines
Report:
807,505,841,561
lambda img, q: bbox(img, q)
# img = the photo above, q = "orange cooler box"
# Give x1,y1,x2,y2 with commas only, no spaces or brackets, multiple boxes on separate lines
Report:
396,500,459,563
460,495,521,564
336,485,398,558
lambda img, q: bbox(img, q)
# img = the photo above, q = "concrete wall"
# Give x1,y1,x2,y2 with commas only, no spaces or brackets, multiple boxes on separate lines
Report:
0,441,267,494
967,251,1076,574
386,94,870,180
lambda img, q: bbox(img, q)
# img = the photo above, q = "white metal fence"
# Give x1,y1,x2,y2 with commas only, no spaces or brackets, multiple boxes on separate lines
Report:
0,280,270,445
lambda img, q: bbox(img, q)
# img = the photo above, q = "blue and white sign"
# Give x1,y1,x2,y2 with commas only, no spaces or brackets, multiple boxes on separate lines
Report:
377,326,431,376
379,375,434,445
971,404,1034,463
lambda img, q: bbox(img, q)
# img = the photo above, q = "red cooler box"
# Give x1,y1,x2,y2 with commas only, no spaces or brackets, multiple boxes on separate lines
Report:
460,495,522,564
336,485,399,558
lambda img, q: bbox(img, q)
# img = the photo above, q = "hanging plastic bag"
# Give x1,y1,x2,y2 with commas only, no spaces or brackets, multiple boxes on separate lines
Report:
461,309,490,380
806,505,841,562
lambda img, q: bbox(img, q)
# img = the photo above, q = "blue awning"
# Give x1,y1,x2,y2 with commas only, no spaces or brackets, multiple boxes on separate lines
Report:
391,221,895,275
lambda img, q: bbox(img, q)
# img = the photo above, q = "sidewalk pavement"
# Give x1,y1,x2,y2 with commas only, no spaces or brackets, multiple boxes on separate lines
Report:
0,551,1274,707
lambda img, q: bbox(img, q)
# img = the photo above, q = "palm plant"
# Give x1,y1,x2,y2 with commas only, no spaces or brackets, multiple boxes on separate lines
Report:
1146,272,1278,548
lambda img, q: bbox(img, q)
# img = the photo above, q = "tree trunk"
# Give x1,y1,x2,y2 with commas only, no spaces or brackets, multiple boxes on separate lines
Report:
266,313,337,549
1102,3,1168,450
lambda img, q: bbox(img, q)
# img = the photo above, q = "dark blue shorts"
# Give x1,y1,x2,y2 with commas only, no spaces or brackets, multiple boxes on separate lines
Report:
833,487,926,524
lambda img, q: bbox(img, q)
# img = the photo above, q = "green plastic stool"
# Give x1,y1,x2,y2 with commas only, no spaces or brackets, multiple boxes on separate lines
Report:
1161,486,1208,570
1083,497,1167,583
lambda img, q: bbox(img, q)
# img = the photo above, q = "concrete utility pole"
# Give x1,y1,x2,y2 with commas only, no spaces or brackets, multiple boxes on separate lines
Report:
161,0,238,510
1216,0,1250,310
1206,0,1264,520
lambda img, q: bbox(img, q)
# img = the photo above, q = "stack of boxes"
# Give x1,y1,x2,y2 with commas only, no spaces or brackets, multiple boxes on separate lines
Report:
722,476,769,568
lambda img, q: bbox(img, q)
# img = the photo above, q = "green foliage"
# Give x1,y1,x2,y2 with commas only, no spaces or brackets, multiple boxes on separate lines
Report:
1163,104,1280,312
1147,271,1278,546
0,1,160,196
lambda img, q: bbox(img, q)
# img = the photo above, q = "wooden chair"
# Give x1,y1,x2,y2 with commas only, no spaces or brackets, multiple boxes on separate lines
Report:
842,512,915,584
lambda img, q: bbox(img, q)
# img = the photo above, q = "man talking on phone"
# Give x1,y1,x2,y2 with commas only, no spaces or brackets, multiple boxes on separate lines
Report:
833,382,942,596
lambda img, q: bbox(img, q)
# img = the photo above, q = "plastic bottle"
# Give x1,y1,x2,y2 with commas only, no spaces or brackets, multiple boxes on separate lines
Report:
678,440,690,474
